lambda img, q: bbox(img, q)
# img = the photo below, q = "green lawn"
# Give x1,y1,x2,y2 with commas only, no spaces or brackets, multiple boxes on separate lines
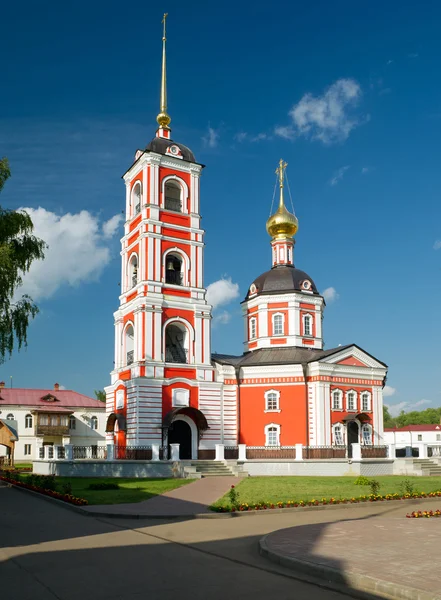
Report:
31,477,194,505
212,476,441,509
14,462,33,470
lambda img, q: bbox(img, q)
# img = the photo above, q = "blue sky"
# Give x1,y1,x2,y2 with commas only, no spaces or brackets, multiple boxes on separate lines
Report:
1,0,440,414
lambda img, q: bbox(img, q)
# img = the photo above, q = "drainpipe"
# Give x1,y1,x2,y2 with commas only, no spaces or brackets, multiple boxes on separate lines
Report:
302,363,309,447
234,364,241,445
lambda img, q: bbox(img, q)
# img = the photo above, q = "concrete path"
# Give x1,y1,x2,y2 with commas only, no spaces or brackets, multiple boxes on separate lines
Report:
82,476,237,517
260,504,441,599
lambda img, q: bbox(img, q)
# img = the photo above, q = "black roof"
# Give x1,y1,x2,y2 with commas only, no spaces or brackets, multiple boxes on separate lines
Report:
244,265,320,301
145,137,196,163
212,344,388,368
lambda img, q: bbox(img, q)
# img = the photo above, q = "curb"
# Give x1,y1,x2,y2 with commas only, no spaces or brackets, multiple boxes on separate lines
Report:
259,535,441,600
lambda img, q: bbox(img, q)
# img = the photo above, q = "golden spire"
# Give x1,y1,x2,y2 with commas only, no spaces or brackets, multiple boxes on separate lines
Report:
266,159,299,240
156,13,171,130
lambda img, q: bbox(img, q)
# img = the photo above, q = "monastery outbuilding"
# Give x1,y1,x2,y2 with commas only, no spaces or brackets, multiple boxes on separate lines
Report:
104,14,388,463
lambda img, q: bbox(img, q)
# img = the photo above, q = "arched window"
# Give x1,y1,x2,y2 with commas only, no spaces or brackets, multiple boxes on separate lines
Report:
332,390,342,410
249,317,257,339
165,253,183,285
128,255,138,289
361,392,371,412
91,416,98,430
69,416,76,430
125,324,135,365
303,314,313,337
362,424,372,445
333,424,345,446
272,313,284,336
131,182,142,216
25,414,33,428
164,180,182,212
6,413,14,421
265,390,280,412
265,423,280,447
165,322,188,364
346,390,357,411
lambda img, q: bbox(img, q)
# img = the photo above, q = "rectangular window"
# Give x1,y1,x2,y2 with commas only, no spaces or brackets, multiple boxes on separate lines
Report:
40,415,49,426
334,426,344,445
273,314,283,336
304,316,311,336
362,426,372,445
347,392,356,411
24,444,32,456
361,393,370,411
69,416,76,430
437,434,441,441
417,434,422,441
250,318,256,339
332,392,342,410
266,393,279,411
267,428,279,446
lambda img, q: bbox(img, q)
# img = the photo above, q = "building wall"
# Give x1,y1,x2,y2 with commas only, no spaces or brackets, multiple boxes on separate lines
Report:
33,459,181,478
384,429,441,446
243,460,394,477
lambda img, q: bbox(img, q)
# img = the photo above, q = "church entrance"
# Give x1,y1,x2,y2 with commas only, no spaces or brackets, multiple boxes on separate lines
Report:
168,419,192,459
347,421,359,458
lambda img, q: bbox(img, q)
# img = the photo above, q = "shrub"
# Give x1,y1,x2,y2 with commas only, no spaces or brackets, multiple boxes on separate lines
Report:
369,479,381,496
87,482,120,490
228,485,240,510
399,479,415,496
61,482,73,495
354,476,371,486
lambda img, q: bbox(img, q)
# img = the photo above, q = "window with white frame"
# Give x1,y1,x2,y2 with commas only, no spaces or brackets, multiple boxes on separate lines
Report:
25,414,33,428
417,434,422,441
332,390,343,410
91,416,98,430
303,314,312,337
437,434,441,442
346,391,357,411
250,317,257,339
265,424,280,446
273,313,284,336
265,390,280,412
333,424,344,446
69,416,76,430
131,182,142,216
24,444,32,456
362,424,372,445
361,392,371,412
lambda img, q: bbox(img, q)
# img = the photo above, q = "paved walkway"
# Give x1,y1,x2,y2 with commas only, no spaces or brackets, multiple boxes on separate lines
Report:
260,502,441,599
82,476,237,517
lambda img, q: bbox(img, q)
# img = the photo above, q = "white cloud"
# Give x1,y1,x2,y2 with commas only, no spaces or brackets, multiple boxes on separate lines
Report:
329,165,350,186
251,133,268,142
387,399,430,417
17,207,121,301
408,53,419,58
274,125,295,140
361,166,371,174
383,385,396,397
433,240,441,250
102,214,123,239
386,59,394,65
283,78,363,144
322,287,339,303
213,311,232,326
234,132,248,143
203,126,219,148
206,277,240,310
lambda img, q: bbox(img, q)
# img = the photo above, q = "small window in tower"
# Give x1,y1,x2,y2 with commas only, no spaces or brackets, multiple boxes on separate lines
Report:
131,182,142,216
164,180,182,212
304,314,312,336
129,255,138,289
125,324,135,366
250,317,257,339
273,314,284,336
165,253,183,286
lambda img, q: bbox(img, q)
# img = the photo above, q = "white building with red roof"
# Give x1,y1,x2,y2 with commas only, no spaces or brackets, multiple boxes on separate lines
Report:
384,424,441,458
0,383,106,462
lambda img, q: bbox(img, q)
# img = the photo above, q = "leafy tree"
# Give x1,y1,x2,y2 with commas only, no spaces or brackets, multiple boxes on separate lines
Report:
94,390,106,402
383,405,397,429
0,158,46,362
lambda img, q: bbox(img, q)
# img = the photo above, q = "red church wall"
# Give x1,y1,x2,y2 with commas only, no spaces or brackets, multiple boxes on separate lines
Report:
162,383,198,417
330,385,375,426
337,357,368,367
239,384,307,445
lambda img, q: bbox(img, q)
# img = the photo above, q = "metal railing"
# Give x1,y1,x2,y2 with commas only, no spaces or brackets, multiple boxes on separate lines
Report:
303,446,346,459
165,346,187,364
198,449,216,460
360,445,388,459
72,446,107,460
428,446,441,458
115,446,152,460
246,446,297,459
165,271,183,286
57,446,65,460
159,446,169,461
127,350,134,365
224,446,239,460
164,197,181,212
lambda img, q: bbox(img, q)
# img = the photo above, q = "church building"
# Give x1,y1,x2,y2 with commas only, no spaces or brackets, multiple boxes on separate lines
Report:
105,15,388,459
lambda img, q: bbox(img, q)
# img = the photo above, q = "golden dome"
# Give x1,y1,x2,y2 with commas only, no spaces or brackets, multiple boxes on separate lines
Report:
266,159,298,240
266,204,298,239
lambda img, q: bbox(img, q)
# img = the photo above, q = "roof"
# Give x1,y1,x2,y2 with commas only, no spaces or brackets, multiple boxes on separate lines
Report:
244,265,320,301
145,137,197,163
385,425,441,432
0,419,18,441
213,343,387,369
0,389,105,410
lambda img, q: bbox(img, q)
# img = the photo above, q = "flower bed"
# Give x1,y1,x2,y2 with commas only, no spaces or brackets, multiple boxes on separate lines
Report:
211,490,441,512
407,510,441,518
0,474,88,506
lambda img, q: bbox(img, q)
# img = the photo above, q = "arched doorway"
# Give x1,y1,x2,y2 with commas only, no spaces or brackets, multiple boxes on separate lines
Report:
347,421,359,458
168,420,192,459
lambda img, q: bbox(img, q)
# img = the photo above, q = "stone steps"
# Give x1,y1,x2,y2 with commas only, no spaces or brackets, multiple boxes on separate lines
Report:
190,460,236,478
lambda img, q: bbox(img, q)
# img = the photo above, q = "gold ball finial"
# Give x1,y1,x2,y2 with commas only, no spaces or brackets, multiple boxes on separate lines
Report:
156,112,171,129
266,159,298,239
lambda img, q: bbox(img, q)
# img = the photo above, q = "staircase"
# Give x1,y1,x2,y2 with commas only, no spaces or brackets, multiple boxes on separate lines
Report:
182,460,247,478
412,459,441,476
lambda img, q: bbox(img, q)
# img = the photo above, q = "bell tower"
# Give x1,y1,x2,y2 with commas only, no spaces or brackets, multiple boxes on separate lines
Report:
105,15,222,457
